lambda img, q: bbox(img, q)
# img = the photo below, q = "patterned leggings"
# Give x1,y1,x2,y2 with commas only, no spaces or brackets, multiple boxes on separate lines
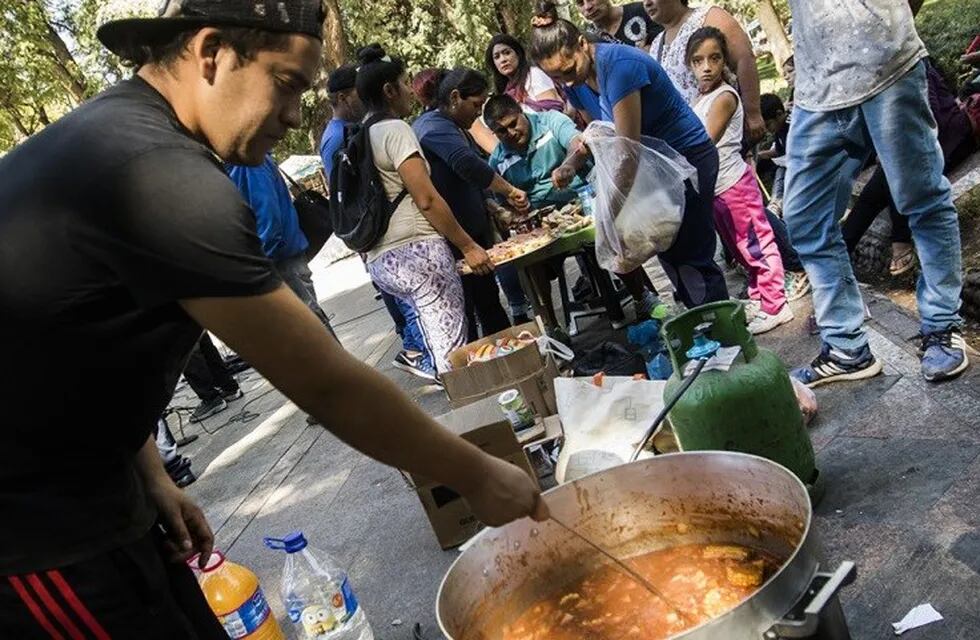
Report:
367,238,466,374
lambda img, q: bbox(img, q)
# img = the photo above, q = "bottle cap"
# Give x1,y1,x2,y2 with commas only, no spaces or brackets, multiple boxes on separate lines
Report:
264,531,308,553
188,550,226,573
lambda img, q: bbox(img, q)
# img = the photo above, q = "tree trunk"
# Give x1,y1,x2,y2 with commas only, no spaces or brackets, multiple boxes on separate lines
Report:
2,103,31,138
494,2,518,34
321,0,350,70
35,102,50,126
32,1,88,103
757,0,793,73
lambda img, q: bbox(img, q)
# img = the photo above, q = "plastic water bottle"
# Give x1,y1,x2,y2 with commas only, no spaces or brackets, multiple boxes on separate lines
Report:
264,531,374,640
194,550,286,640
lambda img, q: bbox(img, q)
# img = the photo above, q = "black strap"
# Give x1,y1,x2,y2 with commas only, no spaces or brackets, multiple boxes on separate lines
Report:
362,111,408,210
278,166,306,192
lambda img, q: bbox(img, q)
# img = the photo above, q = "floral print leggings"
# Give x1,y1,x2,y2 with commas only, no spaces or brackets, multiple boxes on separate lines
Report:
368,238,466,374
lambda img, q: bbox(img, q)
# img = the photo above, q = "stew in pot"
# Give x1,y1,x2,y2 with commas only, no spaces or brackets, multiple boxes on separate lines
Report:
501,543,782,640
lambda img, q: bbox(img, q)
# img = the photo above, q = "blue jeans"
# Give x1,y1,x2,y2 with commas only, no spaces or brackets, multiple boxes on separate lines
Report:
784,60,962,351
496,264,529,317
397,296,434,370
380,289,434,370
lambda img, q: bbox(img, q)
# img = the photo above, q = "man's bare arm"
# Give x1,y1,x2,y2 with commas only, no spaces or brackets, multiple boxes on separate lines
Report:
180,286,545,525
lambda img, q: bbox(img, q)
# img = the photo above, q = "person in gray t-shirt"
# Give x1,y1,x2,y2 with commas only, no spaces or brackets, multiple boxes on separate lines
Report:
784,0,968,386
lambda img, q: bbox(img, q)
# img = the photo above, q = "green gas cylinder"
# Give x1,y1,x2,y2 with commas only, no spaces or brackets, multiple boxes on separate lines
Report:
662,301,818,488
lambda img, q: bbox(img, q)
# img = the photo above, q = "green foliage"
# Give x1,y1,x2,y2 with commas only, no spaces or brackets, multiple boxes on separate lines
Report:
0,1,77,147
916,0,980,91
713,0,791,23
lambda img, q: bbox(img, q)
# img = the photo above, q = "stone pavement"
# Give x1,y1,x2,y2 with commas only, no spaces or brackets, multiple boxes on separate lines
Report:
167,255,980,640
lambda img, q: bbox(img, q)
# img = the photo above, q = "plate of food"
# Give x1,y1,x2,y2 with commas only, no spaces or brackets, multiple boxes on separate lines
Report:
458,228,556,274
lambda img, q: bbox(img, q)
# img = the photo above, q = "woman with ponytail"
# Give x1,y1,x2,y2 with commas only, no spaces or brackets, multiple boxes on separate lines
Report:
531,16,730,310
414,67,534,339
355,45,492,374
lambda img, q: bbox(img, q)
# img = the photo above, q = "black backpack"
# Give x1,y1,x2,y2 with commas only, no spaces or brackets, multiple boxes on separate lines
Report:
328,113,408,253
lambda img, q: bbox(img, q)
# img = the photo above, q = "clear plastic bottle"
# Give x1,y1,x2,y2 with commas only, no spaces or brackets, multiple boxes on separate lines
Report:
264,532,374,640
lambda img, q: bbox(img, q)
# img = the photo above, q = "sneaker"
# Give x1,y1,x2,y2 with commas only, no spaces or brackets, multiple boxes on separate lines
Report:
920,328,969,382
221,387,243,401
748,304,795,335
784,271,811,302
791,343,883,388
392,350,438,381
189,396,227,423
164,456,196,488
741,299,761,320
633,291,659,320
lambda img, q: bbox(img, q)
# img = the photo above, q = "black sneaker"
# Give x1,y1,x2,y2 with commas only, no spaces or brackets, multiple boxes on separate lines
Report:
189,396,228,423
164,456,196,488
392,350,438,381
920,328,969,382
791,343,883,388
222,387,243,401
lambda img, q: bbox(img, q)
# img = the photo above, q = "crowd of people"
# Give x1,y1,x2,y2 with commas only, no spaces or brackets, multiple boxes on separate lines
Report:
317,0,976,387
1,0,978,636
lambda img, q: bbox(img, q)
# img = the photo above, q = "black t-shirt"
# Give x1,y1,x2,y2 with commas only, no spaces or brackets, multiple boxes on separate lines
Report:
588,2,663,49
0,77,281,573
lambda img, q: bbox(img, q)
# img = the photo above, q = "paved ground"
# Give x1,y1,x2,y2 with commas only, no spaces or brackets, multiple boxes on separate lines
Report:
168,255,980,640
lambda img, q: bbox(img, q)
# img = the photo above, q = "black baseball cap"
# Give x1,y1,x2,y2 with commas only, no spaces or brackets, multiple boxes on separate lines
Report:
327,64,357,93
97,0,326,58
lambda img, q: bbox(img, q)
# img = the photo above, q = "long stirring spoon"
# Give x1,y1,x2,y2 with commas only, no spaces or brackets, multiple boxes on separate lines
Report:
548,515,697,626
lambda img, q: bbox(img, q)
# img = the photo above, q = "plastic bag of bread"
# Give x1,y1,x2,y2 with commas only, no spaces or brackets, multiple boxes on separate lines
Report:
582,121,697,274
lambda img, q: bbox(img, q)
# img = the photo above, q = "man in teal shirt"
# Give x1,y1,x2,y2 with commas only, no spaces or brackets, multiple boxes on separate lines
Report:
485,95,588,208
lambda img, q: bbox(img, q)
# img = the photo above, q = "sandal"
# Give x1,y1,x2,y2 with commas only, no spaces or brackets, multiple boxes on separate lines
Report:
889,244,915,276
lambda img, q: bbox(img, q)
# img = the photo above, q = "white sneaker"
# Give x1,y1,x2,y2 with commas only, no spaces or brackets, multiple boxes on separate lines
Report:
741,299,762,320
748,304,795,335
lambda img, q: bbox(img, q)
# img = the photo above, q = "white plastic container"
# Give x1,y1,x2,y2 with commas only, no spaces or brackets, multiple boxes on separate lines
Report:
264,532,374,640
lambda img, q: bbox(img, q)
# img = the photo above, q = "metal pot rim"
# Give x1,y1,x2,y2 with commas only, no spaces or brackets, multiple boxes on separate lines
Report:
437,450,814,639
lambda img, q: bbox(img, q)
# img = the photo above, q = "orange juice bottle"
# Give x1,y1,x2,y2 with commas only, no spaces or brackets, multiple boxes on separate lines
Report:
196,550,286,640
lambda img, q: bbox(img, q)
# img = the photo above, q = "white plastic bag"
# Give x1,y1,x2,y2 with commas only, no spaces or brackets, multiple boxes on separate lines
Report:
554,376,667,483
582,121,698,274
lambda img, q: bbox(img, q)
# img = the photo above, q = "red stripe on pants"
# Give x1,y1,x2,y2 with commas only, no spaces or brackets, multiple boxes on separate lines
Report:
26,574,86,640
6,576,66,640
46,570,111,640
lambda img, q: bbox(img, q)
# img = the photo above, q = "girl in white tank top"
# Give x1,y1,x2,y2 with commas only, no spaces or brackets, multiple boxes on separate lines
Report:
688,27,793,334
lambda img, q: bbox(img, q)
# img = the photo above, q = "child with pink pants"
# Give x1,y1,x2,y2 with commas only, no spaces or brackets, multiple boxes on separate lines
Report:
688,26,791,334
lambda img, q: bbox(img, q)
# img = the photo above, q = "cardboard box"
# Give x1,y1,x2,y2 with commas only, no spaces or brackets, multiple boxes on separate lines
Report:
442,322,559,418
406,397,539,549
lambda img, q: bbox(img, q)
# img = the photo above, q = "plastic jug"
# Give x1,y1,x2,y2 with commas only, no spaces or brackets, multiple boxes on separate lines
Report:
195,550,286,640
661,301,819,491
264,531,374,640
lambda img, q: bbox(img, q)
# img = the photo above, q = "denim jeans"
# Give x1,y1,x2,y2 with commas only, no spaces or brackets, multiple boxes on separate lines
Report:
275,253,337,339
395,295,434,370
496,264,529,318
784,60,962,351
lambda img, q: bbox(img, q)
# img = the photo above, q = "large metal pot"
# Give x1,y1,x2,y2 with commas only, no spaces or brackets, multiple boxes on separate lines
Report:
437,452,855,640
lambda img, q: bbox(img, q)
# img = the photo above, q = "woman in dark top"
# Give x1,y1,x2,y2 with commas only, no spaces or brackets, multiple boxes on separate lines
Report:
531,16,729,309
413,68,533,338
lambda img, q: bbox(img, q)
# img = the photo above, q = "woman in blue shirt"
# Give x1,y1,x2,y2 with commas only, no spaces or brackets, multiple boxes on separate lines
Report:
530,16,729,309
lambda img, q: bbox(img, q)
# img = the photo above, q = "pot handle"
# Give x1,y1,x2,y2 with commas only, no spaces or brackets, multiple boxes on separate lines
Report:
764,561,857,639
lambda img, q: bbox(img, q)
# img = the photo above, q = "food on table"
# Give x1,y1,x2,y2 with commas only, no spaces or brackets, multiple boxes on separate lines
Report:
500,543,781,640
458,229,556,273
542,202,592,236
466,332,537,365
